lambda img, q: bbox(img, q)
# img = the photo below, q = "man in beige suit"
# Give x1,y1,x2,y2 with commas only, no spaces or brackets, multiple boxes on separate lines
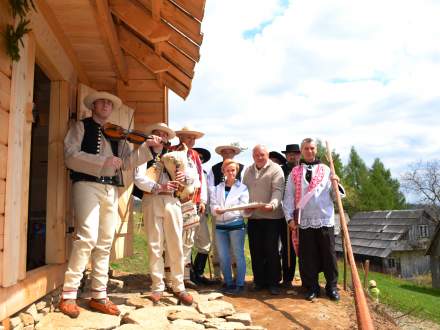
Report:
60,92,161,318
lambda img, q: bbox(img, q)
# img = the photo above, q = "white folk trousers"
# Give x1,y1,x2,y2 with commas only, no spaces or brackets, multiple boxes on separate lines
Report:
143,194,185,292
62,181,118,299
194,213,211,254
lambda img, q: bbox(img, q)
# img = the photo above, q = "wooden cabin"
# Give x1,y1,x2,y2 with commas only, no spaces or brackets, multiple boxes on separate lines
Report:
335,209,438,278
0,0,206,320
426,222,440,288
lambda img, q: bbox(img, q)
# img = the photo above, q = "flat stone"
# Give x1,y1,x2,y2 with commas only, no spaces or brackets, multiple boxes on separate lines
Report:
126,296,154,308
12,325,23,330
19,313,34,327
35,309,120,330
34,312,43,323
204,318,228,329
197,300,235,318
168,319,205,329
196,292,224,303
162,296,179,305
122,306,169,329
0,325,4,330
208,322,248,330
40,307,51,316
226,312,252,326
36,301,48,312
10,317,22,328
235,327,266,330
115,325,145,330
167,310,206,324
117,304,136,316
25,304,39,320
23,326,34,330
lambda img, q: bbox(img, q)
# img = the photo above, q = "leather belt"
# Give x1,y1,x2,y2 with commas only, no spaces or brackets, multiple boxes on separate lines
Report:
143,191,174,196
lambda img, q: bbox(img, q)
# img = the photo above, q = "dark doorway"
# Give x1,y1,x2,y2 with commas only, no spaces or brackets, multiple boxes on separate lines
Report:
26,64,51,271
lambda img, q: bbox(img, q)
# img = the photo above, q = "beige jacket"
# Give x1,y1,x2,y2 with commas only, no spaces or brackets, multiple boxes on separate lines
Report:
242,160,285,219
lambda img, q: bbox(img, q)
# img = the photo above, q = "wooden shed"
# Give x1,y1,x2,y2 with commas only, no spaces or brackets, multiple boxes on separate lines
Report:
426,222,440,288
335,209,438,278
0,0,206,320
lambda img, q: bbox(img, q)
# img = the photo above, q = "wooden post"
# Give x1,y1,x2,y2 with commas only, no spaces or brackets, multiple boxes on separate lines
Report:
364,260,370,290
341,229,348,290
326,141,374,330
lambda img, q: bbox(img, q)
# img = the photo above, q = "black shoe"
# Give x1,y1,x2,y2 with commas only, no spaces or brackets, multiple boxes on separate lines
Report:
252,284,266,292
194,274,220,285
326,289,340,301
269,285,281,295
306,290,319,301
232,285,245,295
281,281,294,290
219,284,236,294
183,279,198,289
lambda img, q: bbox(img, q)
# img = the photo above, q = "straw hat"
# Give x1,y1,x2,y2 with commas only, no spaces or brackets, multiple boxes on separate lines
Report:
175,126,204,139
145,122,176,139
83,91,122,111
369,280,377,287
215,144,241,156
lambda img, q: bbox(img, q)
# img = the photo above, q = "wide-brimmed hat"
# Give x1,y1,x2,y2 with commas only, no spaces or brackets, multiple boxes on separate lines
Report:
215,144,241,156
175,126,204,139
369,280,377,287
282,144,301,154
83,91,122,111
193,147,211,163
145,122,175,139
269,151,286,165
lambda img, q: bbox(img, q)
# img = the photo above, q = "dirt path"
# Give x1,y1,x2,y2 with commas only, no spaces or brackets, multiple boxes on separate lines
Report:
115,273,398,330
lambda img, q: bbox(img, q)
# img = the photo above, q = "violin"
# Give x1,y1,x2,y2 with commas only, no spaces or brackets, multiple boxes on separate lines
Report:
101,123,171,148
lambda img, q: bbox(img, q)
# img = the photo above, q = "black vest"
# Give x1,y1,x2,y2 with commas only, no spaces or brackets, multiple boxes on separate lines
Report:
212,161,244,186
70,117,120,185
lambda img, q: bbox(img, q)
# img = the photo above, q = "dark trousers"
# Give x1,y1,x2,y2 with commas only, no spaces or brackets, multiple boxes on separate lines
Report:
298,226,338,292
248,219,282,287
279,218,296,282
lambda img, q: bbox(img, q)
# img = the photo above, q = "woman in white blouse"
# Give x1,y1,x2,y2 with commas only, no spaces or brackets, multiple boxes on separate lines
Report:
210,159,250,294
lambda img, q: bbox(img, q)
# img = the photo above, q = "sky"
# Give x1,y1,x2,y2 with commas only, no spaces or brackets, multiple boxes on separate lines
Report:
168,0,440,188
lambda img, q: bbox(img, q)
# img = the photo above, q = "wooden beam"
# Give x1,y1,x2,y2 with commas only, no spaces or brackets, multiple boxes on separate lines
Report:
33,0,89,84
140,0,203,45
160,42,194,78
3,34,35,287
0,108,8,146
172,0,206,22
110,0,200,61
45,81,69,264
118,26,192,89
126,55,156,79
151,0,161,21
126,91,164,102
125,79,161,91
95,0,128,82
162,72,189,99
163,86,168,124
118,27,169,74
0,144,6,180
0,264,66,320
0,179,4,215
0,0,12,78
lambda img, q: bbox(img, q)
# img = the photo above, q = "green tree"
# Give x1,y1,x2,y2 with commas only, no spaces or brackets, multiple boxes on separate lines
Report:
342,147,369,214
315,139,343,177
359,158,406,211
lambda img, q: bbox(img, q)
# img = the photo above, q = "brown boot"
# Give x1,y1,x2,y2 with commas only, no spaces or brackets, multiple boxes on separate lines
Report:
89,298,120,316
149,291,163,304
59,298,80,318
175,291,193,306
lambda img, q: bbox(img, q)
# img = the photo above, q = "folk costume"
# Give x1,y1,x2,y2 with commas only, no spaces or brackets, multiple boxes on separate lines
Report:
164,143,204,283
133,123,190,299
279,143,301,287
62,92,153,313
243,159,285,293
283,160,345,299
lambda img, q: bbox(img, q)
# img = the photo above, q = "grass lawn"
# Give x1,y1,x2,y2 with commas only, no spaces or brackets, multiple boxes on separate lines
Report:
112,214,440,324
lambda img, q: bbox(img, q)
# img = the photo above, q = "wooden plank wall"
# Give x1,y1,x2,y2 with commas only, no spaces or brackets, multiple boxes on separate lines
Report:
3,34,36,287
123,55,167,131
0,0,12,287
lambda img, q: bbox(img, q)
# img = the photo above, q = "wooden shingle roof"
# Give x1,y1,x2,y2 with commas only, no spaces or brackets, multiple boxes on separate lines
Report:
335,209,434,258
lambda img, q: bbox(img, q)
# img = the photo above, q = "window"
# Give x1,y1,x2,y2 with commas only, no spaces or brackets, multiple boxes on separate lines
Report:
388,258,395,268
419,225,429,238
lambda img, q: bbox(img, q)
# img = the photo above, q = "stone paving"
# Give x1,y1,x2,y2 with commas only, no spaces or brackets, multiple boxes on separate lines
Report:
4,282,266,330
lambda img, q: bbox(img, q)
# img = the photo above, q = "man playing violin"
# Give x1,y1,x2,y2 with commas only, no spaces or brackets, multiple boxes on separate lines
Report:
59,91,162,318
134,123,194,306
